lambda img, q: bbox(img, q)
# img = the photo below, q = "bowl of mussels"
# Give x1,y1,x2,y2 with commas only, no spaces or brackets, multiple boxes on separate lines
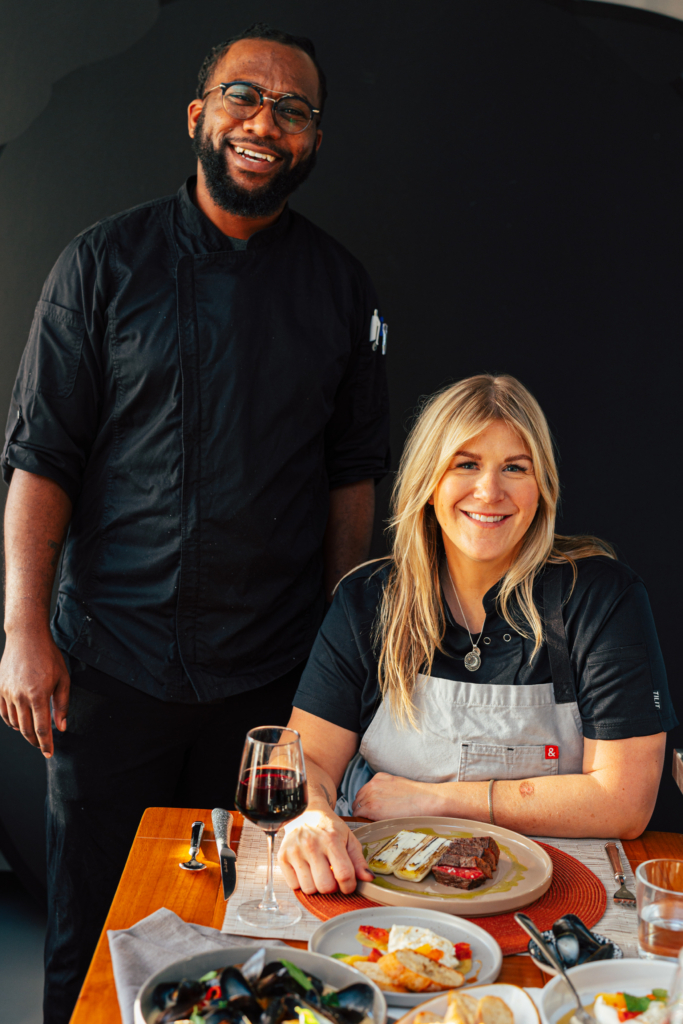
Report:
527,914,623,976
134,944,387,1024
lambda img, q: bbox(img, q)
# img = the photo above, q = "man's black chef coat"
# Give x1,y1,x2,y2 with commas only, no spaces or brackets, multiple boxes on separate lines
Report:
3,179,390,702
294,557,676,739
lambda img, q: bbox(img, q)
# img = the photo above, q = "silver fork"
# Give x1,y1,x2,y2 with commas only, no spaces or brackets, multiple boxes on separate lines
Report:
515,913,594,1024
605,842,637,906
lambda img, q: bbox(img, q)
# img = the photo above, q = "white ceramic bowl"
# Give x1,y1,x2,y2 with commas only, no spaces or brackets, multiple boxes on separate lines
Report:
540,958,677,1024
133,945,387,1024
309,905,502,1008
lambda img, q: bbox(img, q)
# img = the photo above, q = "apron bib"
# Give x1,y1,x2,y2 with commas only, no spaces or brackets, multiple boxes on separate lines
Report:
336,564,583,815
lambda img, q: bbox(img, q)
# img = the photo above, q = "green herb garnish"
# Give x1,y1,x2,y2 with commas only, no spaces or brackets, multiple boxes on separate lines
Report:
652,991,669,1002
623,995,652,1014
330,953,349,960
281,960,314,992
199,970,219,982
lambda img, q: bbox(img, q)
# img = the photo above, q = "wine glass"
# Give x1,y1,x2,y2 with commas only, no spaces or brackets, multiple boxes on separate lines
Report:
234,725,308,927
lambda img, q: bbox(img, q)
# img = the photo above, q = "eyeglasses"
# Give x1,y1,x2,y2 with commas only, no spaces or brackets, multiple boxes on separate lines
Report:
202,81,320,135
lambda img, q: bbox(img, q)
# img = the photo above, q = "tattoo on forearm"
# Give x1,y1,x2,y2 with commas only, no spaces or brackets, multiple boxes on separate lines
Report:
48,540,62,568
519,781,534,797
320,783,335,809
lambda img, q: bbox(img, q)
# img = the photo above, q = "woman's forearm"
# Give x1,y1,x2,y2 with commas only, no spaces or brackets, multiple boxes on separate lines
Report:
304,756,339,813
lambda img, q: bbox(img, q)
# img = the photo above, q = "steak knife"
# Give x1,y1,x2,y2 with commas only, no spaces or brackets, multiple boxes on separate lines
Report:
211,807,237,900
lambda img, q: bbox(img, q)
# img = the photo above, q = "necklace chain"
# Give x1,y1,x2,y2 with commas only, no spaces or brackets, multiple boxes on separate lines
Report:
446,563,484,652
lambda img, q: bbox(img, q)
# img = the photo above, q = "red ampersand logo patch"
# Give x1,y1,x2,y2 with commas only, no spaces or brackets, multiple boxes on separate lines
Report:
545,745,559,759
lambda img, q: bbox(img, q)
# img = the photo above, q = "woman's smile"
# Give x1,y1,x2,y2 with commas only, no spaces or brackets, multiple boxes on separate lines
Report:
461,509,513,527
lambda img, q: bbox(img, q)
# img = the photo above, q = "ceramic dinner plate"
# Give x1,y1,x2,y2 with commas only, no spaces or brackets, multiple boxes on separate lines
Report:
393,983,541,1024
309,905,503,1009
353,816,553,915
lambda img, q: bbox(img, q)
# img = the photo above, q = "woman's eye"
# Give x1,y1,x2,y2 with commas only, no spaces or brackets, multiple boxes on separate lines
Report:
455,461,478,470
503,463,528,473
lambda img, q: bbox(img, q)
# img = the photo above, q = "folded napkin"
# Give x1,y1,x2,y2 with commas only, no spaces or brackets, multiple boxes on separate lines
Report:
108,907,283,1024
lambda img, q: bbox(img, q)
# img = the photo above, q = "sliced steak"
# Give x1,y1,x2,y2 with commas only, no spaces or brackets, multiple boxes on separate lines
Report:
432,864,487,889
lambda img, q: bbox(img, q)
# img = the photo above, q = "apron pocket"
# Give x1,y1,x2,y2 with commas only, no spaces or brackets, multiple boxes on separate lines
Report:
459,742,560,782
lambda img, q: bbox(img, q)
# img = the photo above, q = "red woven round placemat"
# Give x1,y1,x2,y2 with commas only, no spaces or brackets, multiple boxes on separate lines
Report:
294,842,606,955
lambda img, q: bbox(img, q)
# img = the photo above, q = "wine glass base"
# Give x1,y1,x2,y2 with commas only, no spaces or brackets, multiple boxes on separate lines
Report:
236,897,302,928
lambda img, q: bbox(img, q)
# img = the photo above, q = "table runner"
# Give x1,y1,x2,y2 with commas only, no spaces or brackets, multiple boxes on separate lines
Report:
535,836,638,956
222,823,638,954
221,819,323,940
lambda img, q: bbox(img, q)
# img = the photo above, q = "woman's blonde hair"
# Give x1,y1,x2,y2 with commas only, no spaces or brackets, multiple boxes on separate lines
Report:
375,373,615,726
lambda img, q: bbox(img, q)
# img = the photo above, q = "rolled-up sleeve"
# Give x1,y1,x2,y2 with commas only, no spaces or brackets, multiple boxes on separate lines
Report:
3,232,106,503
324,268,390,489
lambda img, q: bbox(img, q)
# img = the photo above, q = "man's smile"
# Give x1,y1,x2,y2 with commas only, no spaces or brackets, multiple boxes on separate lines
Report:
225,140,285,173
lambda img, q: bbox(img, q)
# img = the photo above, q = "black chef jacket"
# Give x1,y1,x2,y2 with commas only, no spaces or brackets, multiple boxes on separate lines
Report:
294,556,676,740
2,179,390,702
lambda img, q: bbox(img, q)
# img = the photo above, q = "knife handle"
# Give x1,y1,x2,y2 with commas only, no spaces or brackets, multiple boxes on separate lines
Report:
190,820,204,857
212,807,233,853
605,841,625,882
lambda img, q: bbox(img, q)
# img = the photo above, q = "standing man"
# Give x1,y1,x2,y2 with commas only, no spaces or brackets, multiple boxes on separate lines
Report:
0,23,389,1024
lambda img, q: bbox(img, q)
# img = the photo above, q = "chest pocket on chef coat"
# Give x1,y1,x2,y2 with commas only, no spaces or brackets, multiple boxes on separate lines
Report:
458,742,560,782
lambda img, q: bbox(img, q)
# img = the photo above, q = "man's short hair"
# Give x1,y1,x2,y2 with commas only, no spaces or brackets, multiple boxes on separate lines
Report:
196,22,327,114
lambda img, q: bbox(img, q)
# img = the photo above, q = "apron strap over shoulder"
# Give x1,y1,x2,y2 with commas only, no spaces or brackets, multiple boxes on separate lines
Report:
543,564,576,704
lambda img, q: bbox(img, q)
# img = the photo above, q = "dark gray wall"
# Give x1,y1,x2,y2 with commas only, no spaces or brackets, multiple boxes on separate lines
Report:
1,0,683,892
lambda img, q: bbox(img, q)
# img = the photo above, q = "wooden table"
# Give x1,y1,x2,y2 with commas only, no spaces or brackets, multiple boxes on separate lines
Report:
70,808,683,1024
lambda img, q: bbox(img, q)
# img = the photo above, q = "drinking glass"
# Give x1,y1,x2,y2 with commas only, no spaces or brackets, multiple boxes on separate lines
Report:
636,859,683,961
234,725,308,928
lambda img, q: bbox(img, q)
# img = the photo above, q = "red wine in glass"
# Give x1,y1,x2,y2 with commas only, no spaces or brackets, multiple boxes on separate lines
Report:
235,767,308,830
234,725,308,928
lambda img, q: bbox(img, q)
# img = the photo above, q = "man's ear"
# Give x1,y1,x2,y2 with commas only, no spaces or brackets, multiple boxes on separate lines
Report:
314,127,323,152
187,98,204,138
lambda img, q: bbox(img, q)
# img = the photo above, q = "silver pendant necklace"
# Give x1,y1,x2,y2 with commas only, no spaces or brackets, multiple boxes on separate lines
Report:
446,563,484,672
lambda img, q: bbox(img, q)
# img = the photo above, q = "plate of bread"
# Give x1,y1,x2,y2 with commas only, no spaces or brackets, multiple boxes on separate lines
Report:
393,984,541,1024
352,817,552,916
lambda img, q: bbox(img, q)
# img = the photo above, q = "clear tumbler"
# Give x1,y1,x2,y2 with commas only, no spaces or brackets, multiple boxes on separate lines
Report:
636,859,683,961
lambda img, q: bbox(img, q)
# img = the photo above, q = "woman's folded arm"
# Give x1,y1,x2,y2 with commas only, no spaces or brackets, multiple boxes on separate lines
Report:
351,732,666,840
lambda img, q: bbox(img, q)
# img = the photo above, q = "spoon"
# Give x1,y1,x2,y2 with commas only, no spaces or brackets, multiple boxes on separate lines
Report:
515,913,593,1024
179,820,206,871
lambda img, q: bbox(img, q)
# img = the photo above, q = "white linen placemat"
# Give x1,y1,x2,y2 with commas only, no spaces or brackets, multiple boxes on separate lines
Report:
534,836,638,956
221,819,322,940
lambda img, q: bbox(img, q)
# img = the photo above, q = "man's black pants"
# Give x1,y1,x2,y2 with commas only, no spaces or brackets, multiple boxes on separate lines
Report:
44,661,304,1024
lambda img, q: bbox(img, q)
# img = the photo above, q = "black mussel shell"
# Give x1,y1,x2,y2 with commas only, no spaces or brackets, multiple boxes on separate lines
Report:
220,967,263,1024
158,979,206,1022
257,962,323,1002
551,922,581,968
322,983,375,1024
580,942,615,965
153,982,180,1011
257,963,306,1000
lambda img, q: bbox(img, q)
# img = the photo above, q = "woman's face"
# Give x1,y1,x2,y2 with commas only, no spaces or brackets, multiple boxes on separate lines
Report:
429,420,540,572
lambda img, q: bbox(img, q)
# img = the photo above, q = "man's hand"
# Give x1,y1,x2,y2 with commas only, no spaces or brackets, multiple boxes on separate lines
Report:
0,630,70,757
278,807,374,894
352,772,444,820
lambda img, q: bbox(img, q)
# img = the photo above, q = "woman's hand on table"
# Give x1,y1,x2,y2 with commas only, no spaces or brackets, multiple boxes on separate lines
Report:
352,772,445,819
278,807,374,895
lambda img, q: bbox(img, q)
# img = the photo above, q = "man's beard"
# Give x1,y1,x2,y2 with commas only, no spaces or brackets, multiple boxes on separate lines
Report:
192,109,317,218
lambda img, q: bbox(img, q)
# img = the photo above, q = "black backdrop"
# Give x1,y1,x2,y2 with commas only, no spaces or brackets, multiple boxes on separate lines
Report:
1,0,682,896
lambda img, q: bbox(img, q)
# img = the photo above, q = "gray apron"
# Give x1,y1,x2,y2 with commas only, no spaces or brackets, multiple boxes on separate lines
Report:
336,565,583,814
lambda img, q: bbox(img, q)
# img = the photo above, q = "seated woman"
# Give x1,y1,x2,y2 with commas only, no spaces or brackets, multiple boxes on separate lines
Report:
278,374,676,896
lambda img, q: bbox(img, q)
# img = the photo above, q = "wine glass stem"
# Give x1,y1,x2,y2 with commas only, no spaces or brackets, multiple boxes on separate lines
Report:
260,830,279,912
